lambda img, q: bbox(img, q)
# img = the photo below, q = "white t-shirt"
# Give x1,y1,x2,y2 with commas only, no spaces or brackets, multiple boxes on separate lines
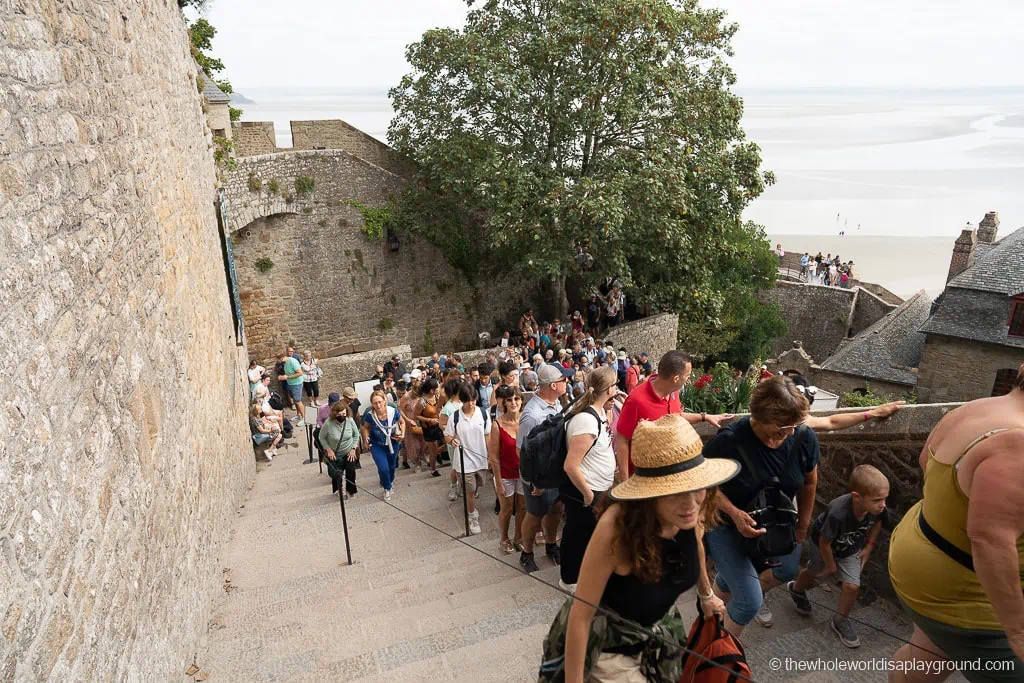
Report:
565,408,615,491
248,366,264,384
444,405,491,473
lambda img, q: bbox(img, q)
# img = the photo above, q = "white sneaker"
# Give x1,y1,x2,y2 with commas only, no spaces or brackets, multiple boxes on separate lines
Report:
468,517,481,535
265,449,274,461
384,489,393,503
294,418,305,427
448,483,458,501
558,579,577,594
755,595,774,627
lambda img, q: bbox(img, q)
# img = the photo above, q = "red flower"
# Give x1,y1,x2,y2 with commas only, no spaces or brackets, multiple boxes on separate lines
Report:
694,375,713,389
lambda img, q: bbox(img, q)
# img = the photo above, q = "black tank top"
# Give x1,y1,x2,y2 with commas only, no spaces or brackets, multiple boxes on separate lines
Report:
600,527,699,627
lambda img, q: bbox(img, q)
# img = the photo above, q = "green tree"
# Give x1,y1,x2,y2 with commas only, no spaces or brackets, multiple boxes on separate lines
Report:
389,0,776,333
182,7,242,122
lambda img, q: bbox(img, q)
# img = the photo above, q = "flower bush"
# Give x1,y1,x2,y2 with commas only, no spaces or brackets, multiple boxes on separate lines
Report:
682,362,756,414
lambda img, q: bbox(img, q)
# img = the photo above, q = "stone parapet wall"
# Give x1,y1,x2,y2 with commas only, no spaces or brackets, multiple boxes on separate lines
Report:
318,345,412,391
224,152,543,365
600,313,679,366
850,287,898,337
289,120,412,177
696,403,959,598
2,1,253,680
231,121,279,157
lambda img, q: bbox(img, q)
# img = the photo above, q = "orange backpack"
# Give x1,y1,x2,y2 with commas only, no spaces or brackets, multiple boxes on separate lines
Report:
679,601,752,683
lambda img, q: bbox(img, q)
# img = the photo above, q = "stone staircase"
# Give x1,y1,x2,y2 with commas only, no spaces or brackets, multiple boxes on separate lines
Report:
193,430,965,682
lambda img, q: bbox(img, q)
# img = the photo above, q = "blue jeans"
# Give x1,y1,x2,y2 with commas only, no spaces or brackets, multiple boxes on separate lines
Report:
369,443,398,492
705,524,802,626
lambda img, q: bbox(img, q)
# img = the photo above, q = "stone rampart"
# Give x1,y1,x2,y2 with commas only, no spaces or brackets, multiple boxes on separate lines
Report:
231,121,279,157
224,152,543,365
761,281,858,362
601,314,679,366
850,287,898,336
289,120,412,177
696,402,958,598
2,2,253,680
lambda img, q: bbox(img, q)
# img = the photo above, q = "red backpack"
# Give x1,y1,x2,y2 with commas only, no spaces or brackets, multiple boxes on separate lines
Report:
679,601,752,683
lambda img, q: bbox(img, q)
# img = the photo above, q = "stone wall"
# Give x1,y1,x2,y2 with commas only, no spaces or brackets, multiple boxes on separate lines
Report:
289,120,411,177
768,344,913,403
855,281,903,306
600,314,679,366
696,403,959,597
318,345,411,391
850,287,898,337
224,151,542,366
761,281,857,362
206,101,232,139
1,2,253,680
231,121,279,157
916,335,1024,402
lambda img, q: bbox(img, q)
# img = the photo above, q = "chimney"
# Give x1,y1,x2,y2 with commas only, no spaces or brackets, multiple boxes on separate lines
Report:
947,227,977,282
978,211,999,243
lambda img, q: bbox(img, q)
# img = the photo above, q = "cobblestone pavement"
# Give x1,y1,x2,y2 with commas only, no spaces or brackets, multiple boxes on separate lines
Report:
196,426,966,682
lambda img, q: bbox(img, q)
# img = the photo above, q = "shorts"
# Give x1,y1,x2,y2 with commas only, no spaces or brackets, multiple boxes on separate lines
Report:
523,479,560,517
456,470,485,494
286,383,303,403
808,540,862,586
252,433,272,445
900,602,1022,682
497,476,523,498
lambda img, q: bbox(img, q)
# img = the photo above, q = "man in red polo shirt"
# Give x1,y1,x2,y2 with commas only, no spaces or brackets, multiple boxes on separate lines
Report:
614,350,734,480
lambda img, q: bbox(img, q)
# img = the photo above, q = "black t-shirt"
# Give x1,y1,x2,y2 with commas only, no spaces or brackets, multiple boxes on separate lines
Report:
810,493,888,559
587,301,600,322
703,417,820,510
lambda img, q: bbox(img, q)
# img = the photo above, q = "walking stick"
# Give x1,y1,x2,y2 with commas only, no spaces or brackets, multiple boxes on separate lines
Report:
338,483,353,566
460,444,470,538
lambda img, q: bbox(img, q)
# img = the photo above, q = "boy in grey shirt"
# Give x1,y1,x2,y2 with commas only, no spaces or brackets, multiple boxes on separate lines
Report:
787,465,889,649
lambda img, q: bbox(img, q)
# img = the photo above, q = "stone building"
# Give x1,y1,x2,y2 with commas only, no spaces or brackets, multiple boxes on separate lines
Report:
2,1,254,679
200,75,232,140
917,214,1024,401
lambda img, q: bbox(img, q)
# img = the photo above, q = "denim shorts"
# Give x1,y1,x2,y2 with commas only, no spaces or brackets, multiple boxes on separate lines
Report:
286,383,303,402
253,433,272,445
522,480,560,517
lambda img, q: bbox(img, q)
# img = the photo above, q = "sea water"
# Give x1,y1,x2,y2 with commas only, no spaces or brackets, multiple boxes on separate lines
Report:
236,86,1024,297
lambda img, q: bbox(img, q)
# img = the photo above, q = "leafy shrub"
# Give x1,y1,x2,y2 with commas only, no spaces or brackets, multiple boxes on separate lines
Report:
294,175,315,195
267,178,280,195
840,386,916,407
247,173,261,192
378,317,394,331
255,257,274,273
682,362,755,414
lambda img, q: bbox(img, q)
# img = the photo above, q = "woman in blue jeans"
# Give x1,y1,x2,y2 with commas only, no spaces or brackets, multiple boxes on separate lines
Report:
360,390,404,502
702,376,820,636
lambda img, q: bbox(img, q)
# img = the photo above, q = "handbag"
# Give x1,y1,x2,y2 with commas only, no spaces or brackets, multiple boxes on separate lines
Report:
732,437,800,566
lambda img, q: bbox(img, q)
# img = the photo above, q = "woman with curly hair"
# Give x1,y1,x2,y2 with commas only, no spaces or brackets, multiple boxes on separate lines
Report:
539,414,740,683
416,377,444,474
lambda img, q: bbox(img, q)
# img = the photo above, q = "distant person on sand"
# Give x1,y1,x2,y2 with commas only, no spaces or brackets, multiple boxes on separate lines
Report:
775,243,785,265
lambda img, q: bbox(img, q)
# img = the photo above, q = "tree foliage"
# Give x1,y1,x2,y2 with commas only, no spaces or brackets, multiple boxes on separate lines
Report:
182,6,242,121
389,0,778,362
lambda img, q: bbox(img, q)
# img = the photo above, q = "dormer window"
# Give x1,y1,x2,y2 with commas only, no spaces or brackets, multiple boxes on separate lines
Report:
1010,295,1024,337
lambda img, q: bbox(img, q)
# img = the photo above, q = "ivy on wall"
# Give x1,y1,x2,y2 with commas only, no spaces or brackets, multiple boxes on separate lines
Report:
345,200,394,240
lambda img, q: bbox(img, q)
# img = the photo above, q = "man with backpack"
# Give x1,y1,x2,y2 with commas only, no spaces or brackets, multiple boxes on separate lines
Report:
517,363,574,573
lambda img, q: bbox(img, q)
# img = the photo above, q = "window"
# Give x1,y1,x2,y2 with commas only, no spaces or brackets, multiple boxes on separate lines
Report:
992,368,1018,397
212,128,226,138
1009,296,1024,337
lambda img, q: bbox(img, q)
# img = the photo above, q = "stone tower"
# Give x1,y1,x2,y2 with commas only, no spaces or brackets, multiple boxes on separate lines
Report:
947,227,977,282
977,211,1000,244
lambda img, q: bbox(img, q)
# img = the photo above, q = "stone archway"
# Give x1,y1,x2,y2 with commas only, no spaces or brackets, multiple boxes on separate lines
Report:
222,195,300,236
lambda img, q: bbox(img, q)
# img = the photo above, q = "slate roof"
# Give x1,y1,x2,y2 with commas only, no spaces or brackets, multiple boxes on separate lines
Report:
919,225,1024,348
821,290,931,386
200,76,230,104
946,226,1024,294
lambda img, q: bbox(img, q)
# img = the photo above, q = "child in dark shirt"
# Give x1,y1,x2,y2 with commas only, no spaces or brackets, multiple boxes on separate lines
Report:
787,465,889,648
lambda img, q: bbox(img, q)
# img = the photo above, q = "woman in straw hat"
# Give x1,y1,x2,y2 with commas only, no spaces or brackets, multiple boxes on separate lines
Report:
539,414,739,683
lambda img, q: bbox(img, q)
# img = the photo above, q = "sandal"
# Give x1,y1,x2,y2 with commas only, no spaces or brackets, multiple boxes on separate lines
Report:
512,539,523,552
499,539,515,555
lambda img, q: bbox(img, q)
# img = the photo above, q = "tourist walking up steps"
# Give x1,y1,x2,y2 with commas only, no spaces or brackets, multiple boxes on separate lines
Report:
519,362,575,573
360,390,404,502
319,400,360,499
487,384,525,552
277,352,306,427
538,414,737,683
444,383,491,535
887,363,1024,682
559,366,619,592
702,375,820,637
300,350,321,407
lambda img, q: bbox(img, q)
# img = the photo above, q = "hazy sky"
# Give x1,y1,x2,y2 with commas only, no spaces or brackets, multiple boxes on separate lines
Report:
200,0,1024,91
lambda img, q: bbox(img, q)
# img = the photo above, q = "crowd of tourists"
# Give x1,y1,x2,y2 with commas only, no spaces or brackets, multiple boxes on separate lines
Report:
244,325,1024,683
799,251,858,287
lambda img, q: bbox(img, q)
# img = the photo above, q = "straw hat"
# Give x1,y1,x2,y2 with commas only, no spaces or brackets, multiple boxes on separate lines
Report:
611,415,739,500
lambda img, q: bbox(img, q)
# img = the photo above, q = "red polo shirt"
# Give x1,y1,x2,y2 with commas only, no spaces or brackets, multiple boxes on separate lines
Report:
615,374,682,475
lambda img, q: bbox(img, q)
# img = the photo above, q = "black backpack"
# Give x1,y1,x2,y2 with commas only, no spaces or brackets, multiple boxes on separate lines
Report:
268,391,284,411
519,405,600,489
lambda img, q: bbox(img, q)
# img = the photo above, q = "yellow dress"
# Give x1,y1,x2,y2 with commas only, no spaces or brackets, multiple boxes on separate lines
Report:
889,429,1024,631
